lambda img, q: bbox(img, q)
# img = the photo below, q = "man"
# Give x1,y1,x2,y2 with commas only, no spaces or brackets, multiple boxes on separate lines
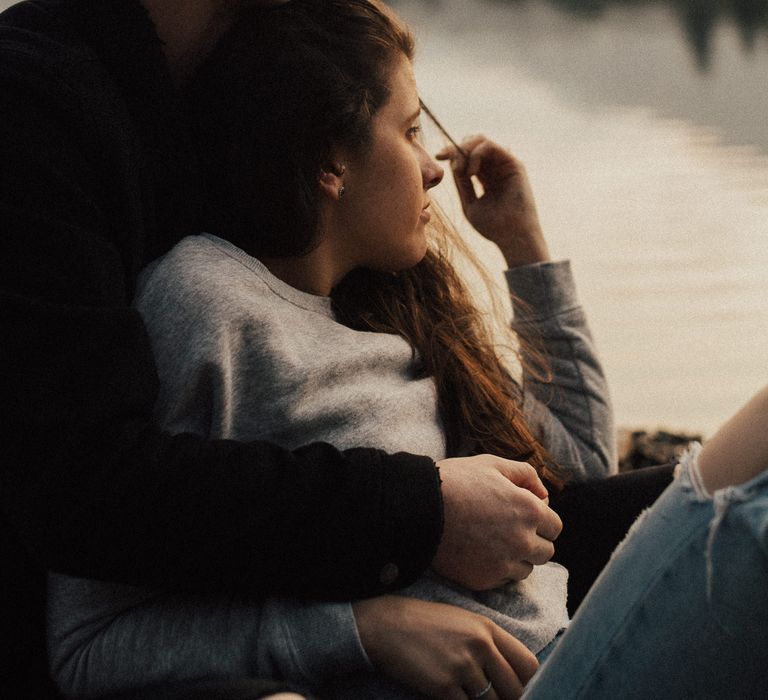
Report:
0,1,570,697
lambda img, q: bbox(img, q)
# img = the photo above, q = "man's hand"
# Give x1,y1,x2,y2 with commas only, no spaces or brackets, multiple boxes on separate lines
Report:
433,454,563,590
354,596,538,700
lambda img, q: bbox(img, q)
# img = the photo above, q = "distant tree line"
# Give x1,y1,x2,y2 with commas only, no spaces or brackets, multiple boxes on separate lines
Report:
494,0,768,69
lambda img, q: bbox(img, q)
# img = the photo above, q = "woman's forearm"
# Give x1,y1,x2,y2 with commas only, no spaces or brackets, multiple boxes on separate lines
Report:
508,261,617,480
48,575,370,696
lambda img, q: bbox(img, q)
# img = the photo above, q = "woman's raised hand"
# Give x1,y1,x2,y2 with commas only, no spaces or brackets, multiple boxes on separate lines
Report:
437,136,550,268
353,596,539,700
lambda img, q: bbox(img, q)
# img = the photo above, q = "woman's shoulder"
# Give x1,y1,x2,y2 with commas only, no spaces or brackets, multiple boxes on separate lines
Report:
138,234,268,298
134,234,279,327
135,234,336,342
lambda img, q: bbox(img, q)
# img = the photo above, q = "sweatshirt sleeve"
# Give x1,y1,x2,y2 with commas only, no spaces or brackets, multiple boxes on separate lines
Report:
47,573,371,696
256,598,374,687
0,31,442,602
506,261,617,480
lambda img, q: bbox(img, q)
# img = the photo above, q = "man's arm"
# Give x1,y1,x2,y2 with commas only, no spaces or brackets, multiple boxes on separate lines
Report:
1,288,443,598
1,279,445,599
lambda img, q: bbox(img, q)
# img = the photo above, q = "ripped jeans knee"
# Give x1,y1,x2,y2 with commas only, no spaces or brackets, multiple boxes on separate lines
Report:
523,444,768,699
675,443,768,639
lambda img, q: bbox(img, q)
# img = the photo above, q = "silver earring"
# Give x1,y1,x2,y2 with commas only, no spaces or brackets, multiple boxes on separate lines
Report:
338,185,346,199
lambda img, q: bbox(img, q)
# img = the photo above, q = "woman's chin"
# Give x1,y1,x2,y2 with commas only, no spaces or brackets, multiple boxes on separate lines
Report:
397,240,429,271
361,225,430,274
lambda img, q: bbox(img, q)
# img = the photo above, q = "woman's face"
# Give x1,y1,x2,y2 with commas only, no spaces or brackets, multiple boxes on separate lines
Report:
330,54,444,275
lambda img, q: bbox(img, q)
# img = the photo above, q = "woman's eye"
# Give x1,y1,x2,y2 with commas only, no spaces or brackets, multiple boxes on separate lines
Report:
407,125,422,140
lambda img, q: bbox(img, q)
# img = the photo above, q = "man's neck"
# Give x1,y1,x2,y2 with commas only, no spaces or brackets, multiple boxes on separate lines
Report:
141,0,232,83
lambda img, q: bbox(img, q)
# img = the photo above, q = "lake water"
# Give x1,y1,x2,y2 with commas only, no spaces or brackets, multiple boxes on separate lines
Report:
393,0,768,435
3,0,766,435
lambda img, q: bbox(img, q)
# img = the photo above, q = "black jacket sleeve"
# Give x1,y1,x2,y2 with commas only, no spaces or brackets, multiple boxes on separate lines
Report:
0,13,443,603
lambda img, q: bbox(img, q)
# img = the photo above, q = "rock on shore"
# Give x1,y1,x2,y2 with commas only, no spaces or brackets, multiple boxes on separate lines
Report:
617,428,702,472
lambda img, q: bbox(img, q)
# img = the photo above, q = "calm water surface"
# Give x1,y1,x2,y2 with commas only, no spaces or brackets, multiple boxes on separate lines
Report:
3,0,766,434
394,0,768,434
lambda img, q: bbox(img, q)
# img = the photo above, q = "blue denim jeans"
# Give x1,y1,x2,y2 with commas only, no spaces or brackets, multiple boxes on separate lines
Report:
523,444,768,699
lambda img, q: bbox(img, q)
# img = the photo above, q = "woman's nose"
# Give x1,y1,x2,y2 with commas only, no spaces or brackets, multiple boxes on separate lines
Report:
423,155,444,190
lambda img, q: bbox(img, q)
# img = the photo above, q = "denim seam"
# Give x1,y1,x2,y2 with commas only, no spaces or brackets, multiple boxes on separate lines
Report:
570,518,709,699
705,488,750,605
679,443,756,604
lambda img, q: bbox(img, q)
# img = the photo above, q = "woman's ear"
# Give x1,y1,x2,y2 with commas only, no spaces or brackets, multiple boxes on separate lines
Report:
318,163,347,201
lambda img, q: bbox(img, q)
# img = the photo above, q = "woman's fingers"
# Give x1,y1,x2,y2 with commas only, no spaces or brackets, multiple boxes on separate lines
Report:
465,139,512,181
437,141,479,210
353,596,540,700
437,135,523,227
458,624,534,700
452,162,478,210
492,625,540,687
435,134,486,162
461,666,499,700
441,134,550,265
478,625,539,700
438,135,514,180
484,654,525,700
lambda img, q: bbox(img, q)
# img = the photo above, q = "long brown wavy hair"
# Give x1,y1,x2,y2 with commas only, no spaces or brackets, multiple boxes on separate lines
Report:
187,0,564,487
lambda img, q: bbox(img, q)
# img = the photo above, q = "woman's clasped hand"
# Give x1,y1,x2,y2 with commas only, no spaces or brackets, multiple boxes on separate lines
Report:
353,596,539,700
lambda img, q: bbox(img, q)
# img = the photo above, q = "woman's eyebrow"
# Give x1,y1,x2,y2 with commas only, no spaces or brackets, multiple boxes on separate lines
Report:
405,107,421,124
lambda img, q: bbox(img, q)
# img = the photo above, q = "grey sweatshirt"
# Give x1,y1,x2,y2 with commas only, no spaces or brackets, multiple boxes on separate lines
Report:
47,234,615,697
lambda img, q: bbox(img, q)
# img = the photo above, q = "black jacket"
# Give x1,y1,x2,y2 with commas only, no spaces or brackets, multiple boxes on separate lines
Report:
0,1,442,695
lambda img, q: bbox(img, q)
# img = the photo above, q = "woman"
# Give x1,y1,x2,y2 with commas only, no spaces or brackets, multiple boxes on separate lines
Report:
48,1,611,697
46,1,766,699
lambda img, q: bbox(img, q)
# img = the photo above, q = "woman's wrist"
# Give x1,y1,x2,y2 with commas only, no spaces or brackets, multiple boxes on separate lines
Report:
496,227,551,268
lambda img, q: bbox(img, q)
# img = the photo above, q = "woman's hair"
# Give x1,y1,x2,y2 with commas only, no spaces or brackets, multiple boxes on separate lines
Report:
187,0,563,486
333,213,562,487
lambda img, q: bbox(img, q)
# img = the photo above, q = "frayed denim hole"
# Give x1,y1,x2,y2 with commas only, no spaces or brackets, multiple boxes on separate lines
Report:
675,442,711,502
